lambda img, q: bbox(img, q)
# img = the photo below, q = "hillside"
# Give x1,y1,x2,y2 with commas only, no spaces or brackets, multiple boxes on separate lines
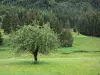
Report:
0,0,100,75
0,32,100,75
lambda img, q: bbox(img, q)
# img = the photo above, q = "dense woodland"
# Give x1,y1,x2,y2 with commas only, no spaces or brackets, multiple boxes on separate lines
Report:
0,0,100,47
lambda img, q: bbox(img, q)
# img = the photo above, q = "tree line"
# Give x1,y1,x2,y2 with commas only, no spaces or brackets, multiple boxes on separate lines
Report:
0,0,100,46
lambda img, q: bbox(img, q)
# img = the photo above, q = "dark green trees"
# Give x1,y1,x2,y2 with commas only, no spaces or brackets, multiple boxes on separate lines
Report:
91,0,100,9
2,14,11,33
77,11,100,37
2,13,19,33
0,32,3,46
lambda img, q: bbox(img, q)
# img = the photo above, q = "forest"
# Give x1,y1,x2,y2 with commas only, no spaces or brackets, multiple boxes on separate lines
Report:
0,0,100,75
0,0,100,36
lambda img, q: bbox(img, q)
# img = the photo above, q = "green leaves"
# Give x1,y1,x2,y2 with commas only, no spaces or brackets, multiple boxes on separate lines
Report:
10,23,59,54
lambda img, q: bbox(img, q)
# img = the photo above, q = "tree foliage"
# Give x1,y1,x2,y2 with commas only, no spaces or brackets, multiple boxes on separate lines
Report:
59,20,73,47
59,29,73,47
10,23,59,62
77,10,100,37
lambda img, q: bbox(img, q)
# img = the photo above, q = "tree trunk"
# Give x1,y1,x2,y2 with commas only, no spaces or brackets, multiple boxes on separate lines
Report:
33,48,38,63
34,51,38,62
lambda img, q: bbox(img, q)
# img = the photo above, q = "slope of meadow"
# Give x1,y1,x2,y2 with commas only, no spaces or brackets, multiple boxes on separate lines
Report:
0,32,100,75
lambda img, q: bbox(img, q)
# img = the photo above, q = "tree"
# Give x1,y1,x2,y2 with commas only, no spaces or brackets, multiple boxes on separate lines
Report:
59,20,73,47
91,0,100,9
2,14,11,33
0,32,3,46
10,23,59,63
2,13,19,33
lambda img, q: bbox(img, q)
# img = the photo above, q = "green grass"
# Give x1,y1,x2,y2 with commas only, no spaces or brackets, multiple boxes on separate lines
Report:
0,32,100,75
0,55,100,75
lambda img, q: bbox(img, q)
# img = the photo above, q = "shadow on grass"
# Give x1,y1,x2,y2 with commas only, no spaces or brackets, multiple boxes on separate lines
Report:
10,60,49,65
61,50,100,54
0,48,9,51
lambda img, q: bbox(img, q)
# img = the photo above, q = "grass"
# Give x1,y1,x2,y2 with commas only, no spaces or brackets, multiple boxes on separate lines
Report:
0,55,100,75
0,32,100,75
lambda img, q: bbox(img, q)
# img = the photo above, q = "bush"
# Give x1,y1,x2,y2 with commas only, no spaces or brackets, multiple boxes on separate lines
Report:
59,29,73,47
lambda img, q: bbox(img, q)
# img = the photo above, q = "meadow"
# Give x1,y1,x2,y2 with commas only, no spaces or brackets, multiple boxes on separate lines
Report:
0,32,100,75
